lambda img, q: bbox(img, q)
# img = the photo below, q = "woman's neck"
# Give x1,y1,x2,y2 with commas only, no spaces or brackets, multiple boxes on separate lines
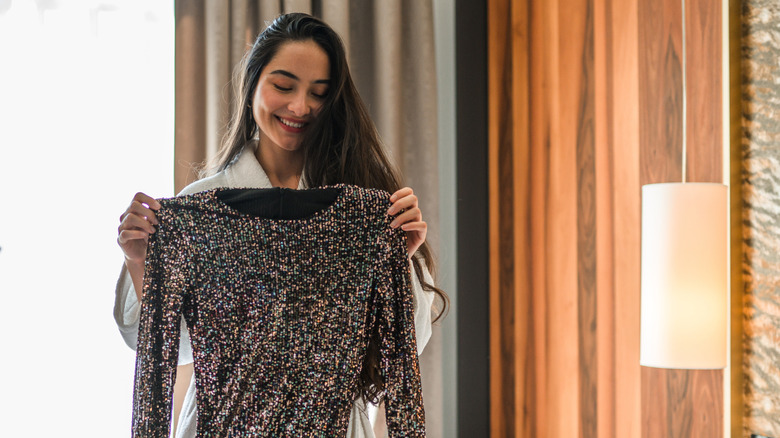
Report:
254,138,304,189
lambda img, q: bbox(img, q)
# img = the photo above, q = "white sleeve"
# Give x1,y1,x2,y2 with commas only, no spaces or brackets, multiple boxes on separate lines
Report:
113,260,194,365
409,256,436,356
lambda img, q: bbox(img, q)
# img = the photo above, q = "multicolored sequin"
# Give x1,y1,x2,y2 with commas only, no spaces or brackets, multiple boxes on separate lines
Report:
131,184,425,437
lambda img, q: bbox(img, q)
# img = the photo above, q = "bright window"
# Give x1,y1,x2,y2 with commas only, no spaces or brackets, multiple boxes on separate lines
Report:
0,1,173,435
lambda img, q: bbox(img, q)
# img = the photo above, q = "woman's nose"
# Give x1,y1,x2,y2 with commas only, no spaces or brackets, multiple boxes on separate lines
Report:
288,92,310,116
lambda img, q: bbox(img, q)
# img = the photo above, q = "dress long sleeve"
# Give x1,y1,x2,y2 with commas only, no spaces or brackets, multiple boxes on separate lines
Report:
132,209,194,437
373,217,426,437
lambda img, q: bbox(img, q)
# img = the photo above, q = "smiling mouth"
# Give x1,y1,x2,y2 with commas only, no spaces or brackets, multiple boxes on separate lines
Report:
276,116,306,129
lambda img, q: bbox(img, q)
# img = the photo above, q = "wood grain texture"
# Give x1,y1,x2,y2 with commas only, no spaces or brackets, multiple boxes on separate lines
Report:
510,1,535,437
489,0,724,436
488,0,513,435
685,0,722,183
594,0,618,436
610,0,642,436
529,0,554,434
489,0,641,436
638,0,683,185
546,0,580,434
572,0,598,435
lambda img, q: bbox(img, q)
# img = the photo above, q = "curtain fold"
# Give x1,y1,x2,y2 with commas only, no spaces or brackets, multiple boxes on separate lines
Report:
174,1,442,436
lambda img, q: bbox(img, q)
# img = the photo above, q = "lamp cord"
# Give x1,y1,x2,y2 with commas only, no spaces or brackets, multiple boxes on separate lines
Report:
682,0,687,183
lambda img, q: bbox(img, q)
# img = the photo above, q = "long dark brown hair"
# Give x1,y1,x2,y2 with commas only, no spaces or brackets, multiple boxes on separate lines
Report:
204,12,448,404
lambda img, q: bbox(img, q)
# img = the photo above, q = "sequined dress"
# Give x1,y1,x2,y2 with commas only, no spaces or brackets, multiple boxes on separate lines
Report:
131,184,425,437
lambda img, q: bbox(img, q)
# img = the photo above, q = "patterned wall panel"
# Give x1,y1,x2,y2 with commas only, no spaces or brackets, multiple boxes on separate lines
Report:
742,2,780,436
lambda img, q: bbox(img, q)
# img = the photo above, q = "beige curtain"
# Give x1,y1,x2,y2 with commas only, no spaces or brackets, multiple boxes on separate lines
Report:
174,1,443,436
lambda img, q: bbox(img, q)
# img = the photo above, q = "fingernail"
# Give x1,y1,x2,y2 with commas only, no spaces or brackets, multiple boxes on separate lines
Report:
390,195,397,202
387,207,395,215
390,220,398,228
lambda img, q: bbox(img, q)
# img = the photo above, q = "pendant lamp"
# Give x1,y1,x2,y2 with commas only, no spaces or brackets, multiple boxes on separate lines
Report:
640,183,727,369
638,0,728,370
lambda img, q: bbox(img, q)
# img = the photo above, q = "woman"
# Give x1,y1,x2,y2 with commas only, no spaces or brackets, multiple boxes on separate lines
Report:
114,12,446,437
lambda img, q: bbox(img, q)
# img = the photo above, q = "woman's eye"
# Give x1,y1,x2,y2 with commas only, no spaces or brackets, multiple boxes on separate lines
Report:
273,84,292,92
312,91,327,99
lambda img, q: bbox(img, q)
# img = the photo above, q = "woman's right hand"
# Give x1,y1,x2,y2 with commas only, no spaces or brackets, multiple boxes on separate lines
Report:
117,192,161,265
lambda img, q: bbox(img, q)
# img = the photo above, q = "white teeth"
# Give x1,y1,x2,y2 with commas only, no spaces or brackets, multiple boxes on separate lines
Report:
279,117,304,128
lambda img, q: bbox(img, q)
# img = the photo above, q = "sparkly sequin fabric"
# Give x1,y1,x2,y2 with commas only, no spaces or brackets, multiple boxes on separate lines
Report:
131,184,425,437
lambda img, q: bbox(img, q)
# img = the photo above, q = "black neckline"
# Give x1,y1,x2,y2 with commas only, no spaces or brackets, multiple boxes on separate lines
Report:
207,185,348,223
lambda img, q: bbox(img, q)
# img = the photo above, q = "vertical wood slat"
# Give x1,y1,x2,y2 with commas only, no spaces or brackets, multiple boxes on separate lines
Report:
684,0,722,183
488,0,513,436
610,0,642,435
594,0,618,436
684,0,724,433
542,0,580,434
511,1,535,437
490,0,536,436
637,0,684,435
529,0,552,434
569,0,598,435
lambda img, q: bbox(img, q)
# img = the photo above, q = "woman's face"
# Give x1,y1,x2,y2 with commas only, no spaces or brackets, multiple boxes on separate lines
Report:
252,40,330,153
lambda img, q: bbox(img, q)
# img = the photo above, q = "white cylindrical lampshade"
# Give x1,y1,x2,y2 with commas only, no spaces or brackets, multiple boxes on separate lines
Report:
640,182,728,369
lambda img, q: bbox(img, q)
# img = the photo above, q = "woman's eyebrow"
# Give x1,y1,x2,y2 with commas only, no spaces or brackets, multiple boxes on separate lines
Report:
269,69,330,84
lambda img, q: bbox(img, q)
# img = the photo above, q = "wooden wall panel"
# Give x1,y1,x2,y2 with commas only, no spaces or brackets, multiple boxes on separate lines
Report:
488,0,724,436
489,0,640,436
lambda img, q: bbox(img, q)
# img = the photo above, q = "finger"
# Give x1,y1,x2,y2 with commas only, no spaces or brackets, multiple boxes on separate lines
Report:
387,194,418,215
390,208,422,228
389,187,413,203
401,221,427,232
120,199,160,224
117,229,150,245
120,213,157,235
128,201,160,225
133,192,161,210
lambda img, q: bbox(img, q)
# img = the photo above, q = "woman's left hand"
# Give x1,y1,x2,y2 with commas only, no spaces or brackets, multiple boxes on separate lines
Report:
387,187,427,258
